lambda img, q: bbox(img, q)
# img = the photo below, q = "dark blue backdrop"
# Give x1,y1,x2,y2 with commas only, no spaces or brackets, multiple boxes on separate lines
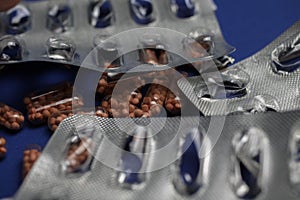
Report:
0,0,300,198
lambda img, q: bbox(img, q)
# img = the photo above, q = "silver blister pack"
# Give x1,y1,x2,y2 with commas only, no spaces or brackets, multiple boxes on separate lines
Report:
177,20,300,116
14,110,300,200
0,0,234,73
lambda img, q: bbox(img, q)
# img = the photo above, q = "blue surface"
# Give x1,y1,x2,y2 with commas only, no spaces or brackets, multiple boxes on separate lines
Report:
214,0,300,62
0,63,78,198
0,0,300,198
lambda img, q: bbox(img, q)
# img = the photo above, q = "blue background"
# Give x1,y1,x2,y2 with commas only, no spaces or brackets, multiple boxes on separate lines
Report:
0,0,300,198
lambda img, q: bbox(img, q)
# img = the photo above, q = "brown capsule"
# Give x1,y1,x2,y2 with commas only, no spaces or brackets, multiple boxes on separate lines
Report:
24,97,31,105
28,114,35,121
0,117,5,124
166,103,174,111
8,115,16,123
144,49,158,64
49,107,59,114
77,154,88,163
97,86,106,94
68,159,81,170
32,102,41,109
102,101,109,108
142,112,150,117
11,122,20,130
137,93,142,100
99,78,108,86
42,110,51,118
38,96,46,102
0,137,6,146
49,117,56,125
55,116,63,124
2,105,9,112
29,152,37,162
4,121,11,129
131,98,140,105
17,115,25,123
129,104,135,113
143,97,151,104
35,112,43,120
142,104,149,112
51,124,58,131
23,150,30,156
61,114,68,119
134,109,143,118
175,103,181,109
23,148,41,178
0,147,7,159
158,51,168,65
28,107,36,114
67,149,75,157
23,155,30,163
102,113,109,118
58,104,66,110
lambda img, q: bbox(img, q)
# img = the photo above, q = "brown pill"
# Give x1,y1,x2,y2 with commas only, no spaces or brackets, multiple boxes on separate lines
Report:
51,124,58,131
49,107,59,113
61,114,68,119
24,97,31,105
29,152,37,162
49,117,56,125
0,137,6,146
102,101,109,108
0,137,7,159
175,103,181,109
23,150,30,156
42,110,51,118
99,78,108,86
11,122,20,130
17,115,25,123
142,104,149,112
134,109,144,117
159,51,168,65
4,121,10,129
131,98,140,105
58,104,66,110
36,112,43,118
129,105,135,113
55,116,63,124
143,97,151,104
0,147,7,154
65,141,90,172
137,93,142,100
8,115,16,123
145,49,158,64
166,103,174,111
23,148,41,178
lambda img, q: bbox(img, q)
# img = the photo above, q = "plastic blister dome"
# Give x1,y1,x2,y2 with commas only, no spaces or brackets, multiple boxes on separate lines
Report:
0,35,23,61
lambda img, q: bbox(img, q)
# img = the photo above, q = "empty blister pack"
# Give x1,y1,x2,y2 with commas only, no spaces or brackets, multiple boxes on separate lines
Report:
177,20,300,116
15,110,300,200
0,0,234,74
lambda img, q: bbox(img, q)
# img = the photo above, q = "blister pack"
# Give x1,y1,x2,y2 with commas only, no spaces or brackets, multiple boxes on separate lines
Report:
0,0,234,73
14,110,300,200
177,20,300,116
